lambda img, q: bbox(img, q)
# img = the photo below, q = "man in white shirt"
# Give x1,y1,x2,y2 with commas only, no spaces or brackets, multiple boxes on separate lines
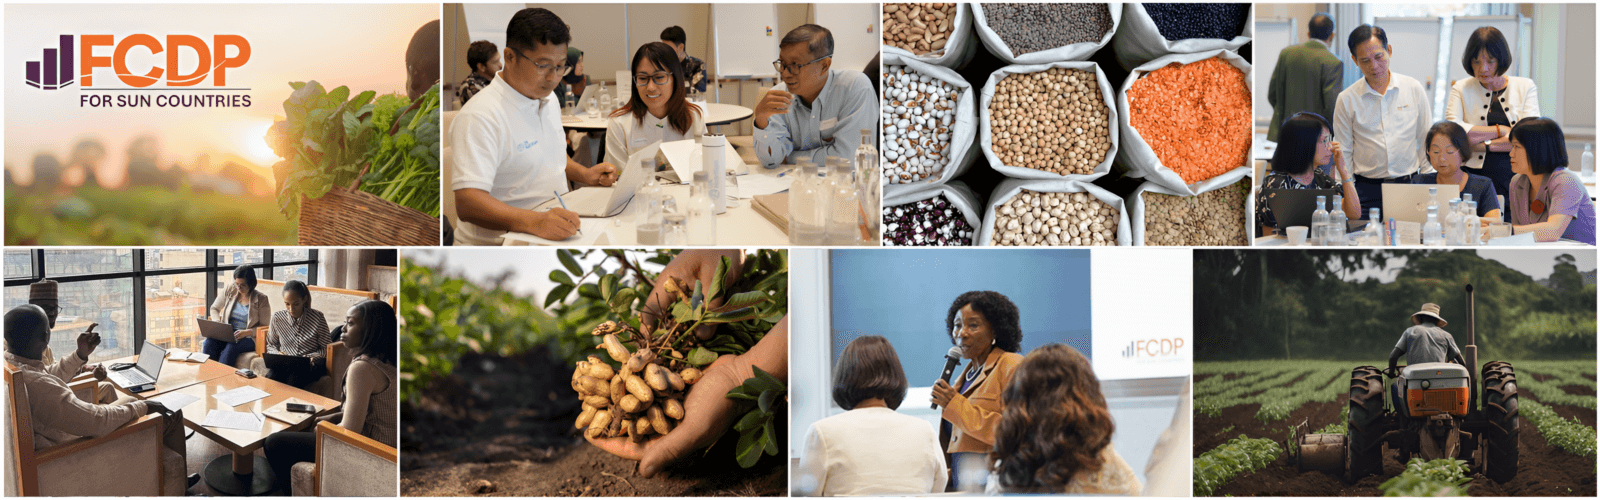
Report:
1333,24,1434,216
451,8,619,245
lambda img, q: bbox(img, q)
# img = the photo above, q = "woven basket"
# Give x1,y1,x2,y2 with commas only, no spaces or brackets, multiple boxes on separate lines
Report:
296,98,440,246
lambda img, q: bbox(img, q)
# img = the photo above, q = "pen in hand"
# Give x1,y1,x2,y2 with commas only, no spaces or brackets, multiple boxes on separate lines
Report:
553,190,582,236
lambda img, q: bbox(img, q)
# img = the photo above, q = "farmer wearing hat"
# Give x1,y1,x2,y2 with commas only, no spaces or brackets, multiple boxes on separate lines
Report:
20,279,118,403
1386,302,1466,415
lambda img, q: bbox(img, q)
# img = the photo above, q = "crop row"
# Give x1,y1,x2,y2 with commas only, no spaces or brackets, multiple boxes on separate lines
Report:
1522,400,1597,458
1378,458,1472,497
1193,435,1281,497
1515,372,1597,409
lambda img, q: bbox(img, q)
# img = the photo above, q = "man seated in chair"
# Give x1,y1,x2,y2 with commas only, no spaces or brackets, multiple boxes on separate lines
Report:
4,304,198,495
250,280,331,390
10,280,118,404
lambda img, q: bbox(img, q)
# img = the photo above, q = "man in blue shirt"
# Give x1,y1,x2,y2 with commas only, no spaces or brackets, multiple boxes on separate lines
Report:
753,24,877,170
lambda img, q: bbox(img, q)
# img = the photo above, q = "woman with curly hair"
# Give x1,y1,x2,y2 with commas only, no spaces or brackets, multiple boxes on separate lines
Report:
795,335,946,495
993,343,1140,494
930,290,1025,491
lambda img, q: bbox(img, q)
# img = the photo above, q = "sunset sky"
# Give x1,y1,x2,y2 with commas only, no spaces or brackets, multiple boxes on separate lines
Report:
4,4,439,187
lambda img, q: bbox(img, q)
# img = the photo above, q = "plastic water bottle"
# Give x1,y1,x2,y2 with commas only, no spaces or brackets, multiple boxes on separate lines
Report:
688,172,716,246
1331,195,1349,245
826,157,861,245
1445,198,1463,245
1363,208,1384,246
598,82,612,113
789,161,826,245
854,129,880,242
702,134,728,214
1583,143,1594,176
1311,195,1330,246
1423,205,1444,246
634,160,663,245
1464,201,1481,246
1427,187,1440,214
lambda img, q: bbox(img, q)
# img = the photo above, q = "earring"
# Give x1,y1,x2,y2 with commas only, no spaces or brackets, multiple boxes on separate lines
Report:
991,339,996,346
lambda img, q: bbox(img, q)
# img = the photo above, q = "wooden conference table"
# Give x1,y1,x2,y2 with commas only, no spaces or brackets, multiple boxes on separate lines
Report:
107,354,341,496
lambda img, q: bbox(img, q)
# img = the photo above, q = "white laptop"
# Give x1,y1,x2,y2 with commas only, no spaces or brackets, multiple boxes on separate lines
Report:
537,140,660,217
1382,183,1462,224
107,341,166,389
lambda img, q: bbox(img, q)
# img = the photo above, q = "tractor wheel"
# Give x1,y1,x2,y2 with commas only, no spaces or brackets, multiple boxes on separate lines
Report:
1347,365,1387,481
1482,361,1519,483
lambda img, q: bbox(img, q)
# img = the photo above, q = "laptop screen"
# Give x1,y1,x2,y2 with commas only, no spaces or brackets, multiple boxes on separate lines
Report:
136,341,167,377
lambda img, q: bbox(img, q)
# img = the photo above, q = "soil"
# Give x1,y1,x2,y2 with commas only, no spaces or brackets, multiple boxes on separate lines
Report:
401,347,787,497
1196,369,1597,497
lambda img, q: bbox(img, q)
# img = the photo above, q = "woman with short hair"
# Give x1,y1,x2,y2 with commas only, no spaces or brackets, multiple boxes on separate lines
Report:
795,335,946,496
1414,121,1502,219
931,290,1026,491
1445,26,1540,200
1505,117,1596,243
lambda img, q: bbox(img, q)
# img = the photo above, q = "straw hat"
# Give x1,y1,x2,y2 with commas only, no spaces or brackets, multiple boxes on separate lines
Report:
28,280,58,302
1412,303,1448,327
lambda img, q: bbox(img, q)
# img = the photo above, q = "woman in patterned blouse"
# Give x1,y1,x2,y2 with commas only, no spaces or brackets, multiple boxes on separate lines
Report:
263,280,330,389
1256,112,1362,236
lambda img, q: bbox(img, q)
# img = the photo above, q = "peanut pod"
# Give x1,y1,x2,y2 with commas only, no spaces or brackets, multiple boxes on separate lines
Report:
575,376,605,396
592,320,619,336
625,374,655,404
583,395,610,408
680,367,703,385
610,373,627,403
636,417,653,436
644,363,672,392
664,398,685,420
665,367,686,391
586,355,615,379
587,409,613,438
620,394,644,413
602,333,630,363
576,406,598,429
625,349,656,373
648,405,672,435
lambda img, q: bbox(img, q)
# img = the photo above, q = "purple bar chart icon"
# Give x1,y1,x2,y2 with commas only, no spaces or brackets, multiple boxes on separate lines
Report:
24,35,74,90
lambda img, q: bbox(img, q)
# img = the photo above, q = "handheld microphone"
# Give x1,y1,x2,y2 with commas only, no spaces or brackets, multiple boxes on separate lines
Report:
933,346,962,409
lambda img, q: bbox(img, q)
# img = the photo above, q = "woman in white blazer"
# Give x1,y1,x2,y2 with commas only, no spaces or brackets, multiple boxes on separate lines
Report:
1445,26,1539,201
604,42,707,169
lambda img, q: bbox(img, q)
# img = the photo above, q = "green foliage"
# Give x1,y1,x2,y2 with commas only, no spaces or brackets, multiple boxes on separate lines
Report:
726,367,786,468
5,185,296,245
267,81,377,221
1523,400,1597,458
1313,405,1348,435
358,85,442,216
1379,458,1471,496
1193,361,1352,423
1194,435,1281,496
399,258,555,404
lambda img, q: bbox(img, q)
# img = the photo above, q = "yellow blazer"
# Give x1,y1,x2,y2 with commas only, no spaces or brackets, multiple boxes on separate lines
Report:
940,348,1023,455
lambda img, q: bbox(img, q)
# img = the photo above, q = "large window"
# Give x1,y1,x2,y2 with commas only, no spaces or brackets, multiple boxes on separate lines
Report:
3,249,318,363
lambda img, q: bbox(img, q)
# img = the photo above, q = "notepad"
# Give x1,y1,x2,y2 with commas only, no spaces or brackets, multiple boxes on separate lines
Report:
201,410,264,432
166,350,208,363
500,219,612,246
212,386,270,407
149,392,200,411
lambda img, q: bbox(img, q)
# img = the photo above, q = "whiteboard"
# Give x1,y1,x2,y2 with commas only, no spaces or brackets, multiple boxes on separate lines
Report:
1254,18,1296,125
712,4,780,78
462,3,525,56
1374,17,1442,105
814,3,880,75
1447,16,1524,86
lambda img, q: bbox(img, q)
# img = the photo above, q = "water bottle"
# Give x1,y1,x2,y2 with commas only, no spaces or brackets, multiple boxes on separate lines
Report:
827,157,861,245
634,162,663,245
702,134,728,214
1310,195,1330,246
1427,187,1440,214
598,82,612,113
688,171,716,246
789,161,826,245
1445,198,1463,245
854,129,880,242
1329,195,1348,246
661,213,688,246
1423,205,1444,246
1464,201,1481,246
1583,143,1594,176
1363,208,1384,246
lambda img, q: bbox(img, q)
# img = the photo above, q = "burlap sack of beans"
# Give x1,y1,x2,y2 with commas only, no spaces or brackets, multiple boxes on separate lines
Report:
1115,49,1253,196
1111,3,1253,71
971,3,1121,64
978,178,1131,246
1127,166,1252,246
979,61,1119,183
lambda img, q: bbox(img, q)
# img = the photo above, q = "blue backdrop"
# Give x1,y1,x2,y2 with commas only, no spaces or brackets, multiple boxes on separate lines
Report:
828,249,1093,388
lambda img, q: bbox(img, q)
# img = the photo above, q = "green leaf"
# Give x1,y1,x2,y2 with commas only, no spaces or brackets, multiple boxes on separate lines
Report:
734,409,764,432
762,420,778,456
608,288,637,313
758,388,776,413
600,273,618,301
559,250,583,275
671,300,694,323
708,256,729,300
549,270,573,286
717,291,770,312
735,426,762,468
544,284,573,308
687,346,718,366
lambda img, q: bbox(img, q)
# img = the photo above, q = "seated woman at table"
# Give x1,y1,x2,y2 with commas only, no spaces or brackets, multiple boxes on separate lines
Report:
251,280,331,390
1504,117,1596,244
263,299,398,492
1414,121,1502,219
205,265,270,367
1255,112,1361,236
604,42,707,168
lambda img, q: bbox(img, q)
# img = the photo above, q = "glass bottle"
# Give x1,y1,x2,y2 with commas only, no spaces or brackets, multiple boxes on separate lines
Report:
598,82,612,114
688,171,717,246
789,161,826,245
1583,143,1594,176
662,213,688,246
827,157,861,245
1445,198,1463,245
633,165,663,245
1363,208,1384,246
1463,200,1482,246
1427,186,1440,214
1329,195,1348,246
1311,195,1330,246
1423,205,1444,246
854,129,880,244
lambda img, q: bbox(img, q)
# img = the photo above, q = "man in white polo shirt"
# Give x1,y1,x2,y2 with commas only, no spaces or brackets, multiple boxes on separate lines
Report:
451,8,619,245
1332,24,1434,216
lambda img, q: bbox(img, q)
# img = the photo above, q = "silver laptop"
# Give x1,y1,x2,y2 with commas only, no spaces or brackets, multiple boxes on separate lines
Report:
1383,183,1462,224
107,341,166,389
197,318,237,342
537,141,660,217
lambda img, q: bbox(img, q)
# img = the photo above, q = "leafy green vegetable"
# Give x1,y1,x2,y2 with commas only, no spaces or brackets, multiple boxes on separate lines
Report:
1379,458,1471,496
1194,435,1280,496
1523,400,1597,457
358,84,441,216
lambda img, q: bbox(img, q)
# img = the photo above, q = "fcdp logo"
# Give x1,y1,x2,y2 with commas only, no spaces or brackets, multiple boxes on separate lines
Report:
25,35,74,90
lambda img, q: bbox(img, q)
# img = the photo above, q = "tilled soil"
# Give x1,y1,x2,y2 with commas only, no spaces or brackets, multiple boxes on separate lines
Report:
1196,373,1596,496
401,348,786,496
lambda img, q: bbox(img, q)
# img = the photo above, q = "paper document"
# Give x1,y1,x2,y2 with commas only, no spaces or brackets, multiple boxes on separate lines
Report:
212,386,271,407
167,350,208,363
660,139,747,182
149,392,200,411
1486,231,1537,246
733,174,792,197
501,219,611,246
1396,221,1422,246
201,410,265,432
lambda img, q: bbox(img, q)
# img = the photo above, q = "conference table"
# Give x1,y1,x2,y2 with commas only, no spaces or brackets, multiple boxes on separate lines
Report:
1253,235,1590,247
560,102,755,130
501,168,794,246
108,355,341,496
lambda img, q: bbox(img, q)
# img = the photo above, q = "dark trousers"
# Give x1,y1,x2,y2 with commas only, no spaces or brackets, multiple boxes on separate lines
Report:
202,336,255,367
1353,174,1417,218
264,431,316,488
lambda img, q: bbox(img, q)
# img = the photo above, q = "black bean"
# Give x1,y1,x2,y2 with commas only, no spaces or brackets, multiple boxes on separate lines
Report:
1142,3,1250,42
984,4,1113,56
882,195,975,246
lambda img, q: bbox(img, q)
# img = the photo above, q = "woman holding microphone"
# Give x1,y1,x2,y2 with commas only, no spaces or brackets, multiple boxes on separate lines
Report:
930,291,1024,492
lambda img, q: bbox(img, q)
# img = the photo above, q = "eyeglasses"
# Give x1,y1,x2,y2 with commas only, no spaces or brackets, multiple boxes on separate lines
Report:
1319,134,1333,145
635,73,672,87
510,48,568,77
1429,147,1460,156
773,54,832,75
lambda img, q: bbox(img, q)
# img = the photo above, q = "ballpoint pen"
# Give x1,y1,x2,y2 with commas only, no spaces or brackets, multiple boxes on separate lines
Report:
553,190,582,236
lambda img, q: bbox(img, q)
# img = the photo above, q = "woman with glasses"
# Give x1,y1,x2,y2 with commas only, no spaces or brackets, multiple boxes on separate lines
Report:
1445,27,1539,200
1255,112,1362,236
603,42,706,168
1414,121,1502,218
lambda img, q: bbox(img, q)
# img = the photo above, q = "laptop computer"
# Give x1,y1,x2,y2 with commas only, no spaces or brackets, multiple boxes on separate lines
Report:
197,318,238,342
536,140,660,217
263,352,317,379
107,341,166,390
1263,188,1339,230
1383,183,1462,224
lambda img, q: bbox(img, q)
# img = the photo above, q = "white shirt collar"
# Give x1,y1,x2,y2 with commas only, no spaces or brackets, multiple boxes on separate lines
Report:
491,71,556,111
1360,74,1400,97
